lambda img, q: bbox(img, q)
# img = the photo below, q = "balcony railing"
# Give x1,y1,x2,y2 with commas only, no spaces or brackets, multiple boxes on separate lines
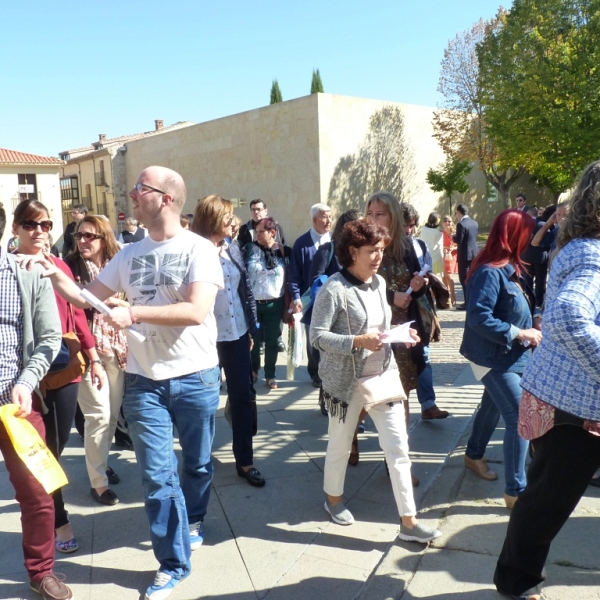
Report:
81,196,93,210
96,201,108,217
11,192,40,212
95,171,106,186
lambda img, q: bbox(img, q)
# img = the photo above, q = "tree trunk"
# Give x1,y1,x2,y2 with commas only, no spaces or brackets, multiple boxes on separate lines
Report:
499,186,511,209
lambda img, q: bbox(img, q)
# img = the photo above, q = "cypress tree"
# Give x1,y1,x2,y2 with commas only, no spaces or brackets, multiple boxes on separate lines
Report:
270,79,283,104
310,69,324,93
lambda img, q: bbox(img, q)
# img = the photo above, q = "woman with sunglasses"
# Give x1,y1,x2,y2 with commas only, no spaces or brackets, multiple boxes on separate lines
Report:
193,196,265,487
12,200,104,554
65,216,128,507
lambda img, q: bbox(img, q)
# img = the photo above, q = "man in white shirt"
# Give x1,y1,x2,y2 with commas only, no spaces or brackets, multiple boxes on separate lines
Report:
21,166,223,600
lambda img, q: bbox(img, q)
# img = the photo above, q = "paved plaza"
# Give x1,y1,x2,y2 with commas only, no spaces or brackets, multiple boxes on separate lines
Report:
1,308,599,600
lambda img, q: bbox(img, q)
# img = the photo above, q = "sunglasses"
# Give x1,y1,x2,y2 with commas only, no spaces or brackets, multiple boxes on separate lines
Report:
21,219,53,232
133,182,166,195
74,232,103,241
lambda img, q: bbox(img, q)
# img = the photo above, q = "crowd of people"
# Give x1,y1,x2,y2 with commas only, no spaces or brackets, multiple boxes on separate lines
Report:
1,161,598,600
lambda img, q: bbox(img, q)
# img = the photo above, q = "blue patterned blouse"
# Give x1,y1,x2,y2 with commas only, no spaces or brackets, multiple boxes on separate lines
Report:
521,238,600,420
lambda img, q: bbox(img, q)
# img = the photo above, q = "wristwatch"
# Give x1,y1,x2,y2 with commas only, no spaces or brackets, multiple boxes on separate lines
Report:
90,360,103,366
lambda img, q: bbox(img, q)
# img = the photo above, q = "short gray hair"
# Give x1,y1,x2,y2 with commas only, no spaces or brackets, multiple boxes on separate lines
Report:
310,203,331,219
126,217,139,226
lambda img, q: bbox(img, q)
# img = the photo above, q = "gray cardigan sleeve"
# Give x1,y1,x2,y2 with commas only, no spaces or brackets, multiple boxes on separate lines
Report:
19,271,62,390
310,284,355,355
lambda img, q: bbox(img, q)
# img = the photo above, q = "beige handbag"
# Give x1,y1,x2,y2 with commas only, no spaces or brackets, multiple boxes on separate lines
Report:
343,287,407,411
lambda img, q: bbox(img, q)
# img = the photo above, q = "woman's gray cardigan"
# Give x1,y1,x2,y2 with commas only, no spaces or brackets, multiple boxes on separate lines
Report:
6,254,62,399
309,272,397,406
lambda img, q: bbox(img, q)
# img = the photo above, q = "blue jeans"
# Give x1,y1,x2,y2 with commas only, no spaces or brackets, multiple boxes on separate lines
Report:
416,345,436,411
123,367,220,578
466,369,528,497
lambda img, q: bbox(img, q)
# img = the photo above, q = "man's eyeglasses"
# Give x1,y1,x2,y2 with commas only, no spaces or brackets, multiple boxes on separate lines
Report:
133,182,166,195
20,219,53,232
74,232,103,242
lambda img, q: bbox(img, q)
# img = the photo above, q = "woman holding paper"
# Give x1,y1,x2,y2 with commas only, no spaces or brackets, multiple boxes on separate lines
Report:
12,200,104,554
459,209,540,509
65,215,128,507
310,219,442,543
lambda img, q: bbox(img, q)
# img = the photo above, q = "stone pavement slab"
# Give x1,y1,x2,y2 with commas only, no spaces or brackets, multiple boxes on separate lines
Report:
1,305,599,599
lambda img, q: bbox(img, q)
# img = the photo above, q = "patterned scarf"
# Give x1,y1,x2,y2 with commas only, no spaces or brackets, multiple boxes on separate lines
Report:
85,259,128,370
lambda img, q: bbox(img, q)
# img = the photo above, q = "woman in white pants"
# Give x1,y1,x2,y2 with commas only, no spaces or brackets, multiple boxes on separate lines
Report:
65,216,128,506
310,218,442,543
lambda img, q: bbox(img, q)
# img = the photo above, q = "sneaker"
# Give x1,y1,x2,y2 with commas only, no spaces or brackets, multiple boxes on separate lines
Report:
398,522,442,543
29,573,73,600
189,521,204,550
324,499,354,525
145,571,183,600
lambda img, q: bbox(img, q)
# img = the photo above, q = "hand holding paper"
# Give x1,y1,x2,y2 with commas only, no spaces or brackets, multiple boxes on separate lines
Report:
380,321,417,345
80,289,145,342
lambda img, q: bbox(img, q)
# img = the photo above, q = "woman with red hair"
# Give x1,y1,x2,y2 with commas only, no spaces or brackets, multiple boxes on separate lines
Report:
459,210,541,509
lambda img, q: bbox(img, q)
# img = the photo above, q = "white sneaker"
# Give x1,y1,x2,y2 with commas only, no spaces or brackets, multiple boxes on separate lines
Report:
145,571,181,600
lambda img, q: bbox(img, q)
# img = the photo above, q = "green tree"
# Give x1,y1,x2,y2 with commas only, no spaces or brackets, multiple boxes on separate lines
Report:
478,0,600,195
310,69,324,93
270,79,282,104
433,14,523,208
426,158,471,214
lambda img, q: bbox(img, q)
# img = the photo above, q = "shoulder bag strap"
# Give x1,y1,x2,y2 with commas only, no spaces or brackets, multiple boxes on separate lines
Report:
343,286,358,379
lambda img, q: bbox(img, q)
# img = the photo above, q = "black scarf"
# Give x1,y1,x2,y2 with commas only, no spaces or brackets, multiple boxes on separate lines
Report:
256,242,281,269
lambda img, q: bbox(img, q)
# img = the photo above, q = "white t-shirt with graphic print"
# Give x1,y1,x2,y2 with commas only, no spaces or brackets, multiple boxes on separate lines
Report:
97,229,224,380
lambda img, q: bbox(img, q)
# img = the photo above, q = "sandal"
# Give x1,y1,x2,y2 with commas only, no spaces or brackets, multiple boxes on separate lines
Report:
55,537,79,553
266,379,278,390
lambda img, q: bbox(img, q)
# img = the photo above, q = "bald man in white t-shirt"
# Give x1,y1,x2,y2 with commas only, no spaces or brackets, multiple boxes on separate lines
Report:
20,166,223,600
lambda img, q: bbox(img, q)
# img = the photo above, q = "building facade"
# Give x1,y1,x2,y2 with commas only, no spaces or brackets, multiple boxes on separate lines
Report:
0,148,64,248
58,120,194,229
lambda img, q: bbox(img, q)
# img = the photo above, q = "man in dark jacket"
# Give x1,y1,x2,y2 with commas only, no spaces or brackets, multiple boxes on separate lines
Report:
453,204,478,309
62,204,87,256
237,199,285,248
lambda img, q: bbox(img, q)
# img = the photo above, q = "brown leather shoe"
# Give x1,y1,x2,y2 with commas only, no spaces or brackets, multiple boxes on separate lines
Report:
504,493,518,510
421,406,450,419
464,455,498,481
30,573,73,600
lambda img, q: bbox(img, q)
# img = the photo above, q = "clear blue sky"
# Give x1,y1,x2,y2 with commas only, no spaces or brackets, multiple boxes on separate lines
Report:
1,1,504,157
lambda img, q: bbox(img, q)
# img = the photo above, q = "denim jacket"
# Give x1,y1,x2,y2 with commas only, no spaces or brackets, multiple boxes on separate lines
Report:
460,264,533,371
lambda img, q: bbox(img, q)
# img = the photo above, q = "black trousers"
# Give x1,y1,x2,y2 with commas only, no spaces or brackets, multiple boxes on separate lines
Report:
217,333,255,468
305,324,320,380
522,260,549,308
43,381,80,529
457,259,472,304
494,424,600,596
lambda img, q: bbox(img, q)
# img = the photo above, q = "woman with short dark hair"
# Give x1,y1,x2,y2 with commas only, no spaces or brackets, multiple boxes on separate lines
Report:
243,216,290,389
310,219,442,543
193,196,264,489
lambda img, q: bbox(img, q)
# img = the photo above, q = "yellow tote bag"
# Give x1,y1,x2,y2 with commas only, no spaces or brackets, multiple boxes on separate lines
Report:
0,404,68,494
